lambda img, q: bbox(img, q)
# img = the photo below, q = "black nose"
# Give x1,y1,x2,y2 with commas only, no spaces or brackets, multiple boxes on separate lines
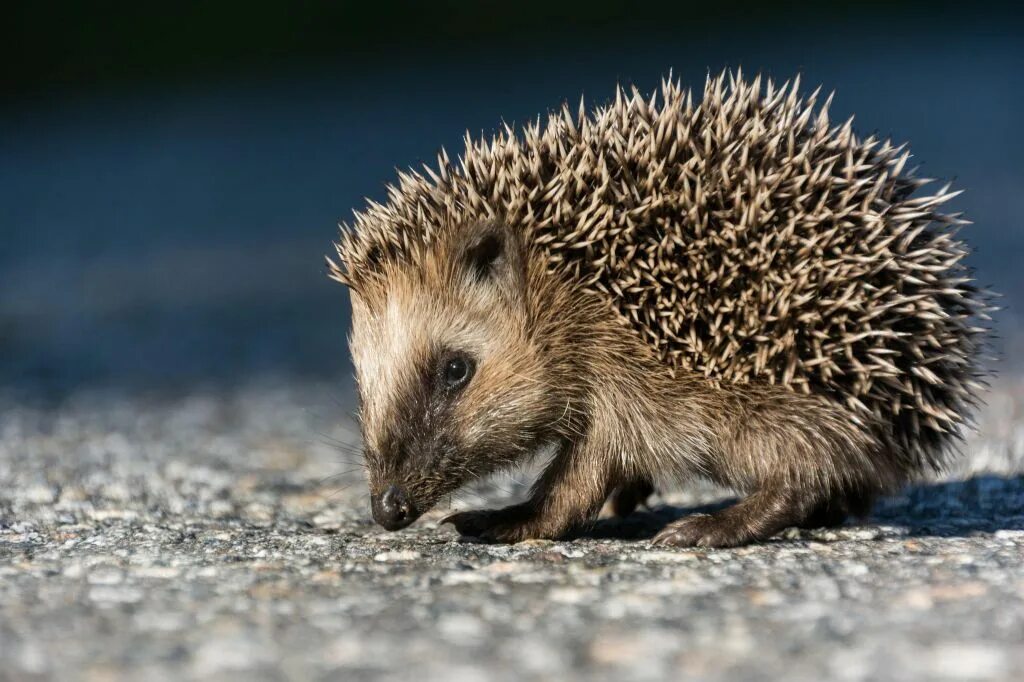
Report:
372,485,417,531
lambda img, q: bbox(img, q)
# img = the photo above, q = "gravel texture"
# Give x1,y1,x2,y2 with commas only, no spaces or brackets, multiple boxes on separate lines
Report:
1,378,1023,682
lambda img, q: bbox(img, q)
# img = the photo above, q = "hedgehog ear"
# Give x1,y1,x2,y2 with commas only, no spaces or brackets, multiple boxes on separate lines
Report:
465,231,506,282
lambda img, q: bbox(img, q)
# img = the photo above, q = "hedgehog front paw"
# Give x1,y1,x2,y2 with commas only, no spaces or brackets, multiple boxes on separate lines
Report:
441,503,545,543
652,513,752,548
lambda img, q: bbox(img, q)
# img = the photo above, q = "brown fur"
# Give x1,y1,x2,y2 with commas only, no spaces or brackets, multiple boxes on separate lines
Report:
347,219,907,546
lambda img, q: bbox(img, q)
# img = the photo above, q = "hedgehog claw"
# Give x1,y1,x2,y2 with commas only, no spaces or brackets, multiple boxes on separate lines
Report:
439,509,493,538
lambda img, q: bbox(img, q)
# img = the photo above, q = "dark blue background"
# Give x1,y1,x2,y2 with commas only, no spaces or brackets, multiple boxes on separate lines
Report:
2,3,1020,393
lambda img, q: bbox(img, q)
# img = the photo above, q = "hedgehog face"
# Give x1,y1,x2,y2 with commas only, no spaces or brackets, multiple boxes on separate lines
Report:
348,223,565,530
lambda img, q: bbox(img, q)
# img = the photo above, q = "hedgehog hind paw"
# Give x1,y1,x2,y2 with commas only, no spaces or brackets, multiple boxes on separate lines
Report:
651,489,811,548
652,513,753,548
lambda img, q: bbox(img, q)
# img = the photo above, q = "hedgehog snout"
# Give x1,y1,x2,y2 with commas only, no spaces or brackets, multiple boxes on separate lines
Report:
371,484,419,531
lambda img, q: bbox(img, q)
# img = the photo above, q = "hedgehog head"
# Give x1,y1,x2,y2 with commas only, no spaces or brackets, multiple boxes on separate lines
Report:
339,219,568,529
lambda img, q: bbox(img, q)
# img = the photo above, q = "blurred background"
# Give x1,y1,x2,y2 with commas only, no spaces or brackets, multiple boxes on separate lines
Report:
3,8,1023,679
2,0,1021,397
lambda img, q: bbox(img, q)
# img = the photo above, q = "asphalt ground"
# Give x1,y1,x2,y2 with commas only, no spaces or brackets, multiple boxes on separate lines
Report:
1,377,1022,681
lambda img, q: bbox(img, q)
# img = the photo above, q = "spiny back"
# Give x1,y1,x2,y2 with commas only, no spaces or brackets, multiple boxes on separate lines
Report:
332,71,992,468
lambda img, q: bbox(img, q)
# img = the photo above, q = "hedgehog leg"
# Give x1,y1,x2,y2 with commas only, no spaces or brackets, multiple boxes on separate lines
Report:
608,478,656,517
798,498,849,529
798,485,878,529
652,487,812,548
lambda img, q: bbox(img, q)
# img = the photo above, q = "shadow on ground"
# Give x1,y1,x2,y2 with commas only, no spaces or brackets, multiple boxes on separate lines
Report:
578,475,1024,541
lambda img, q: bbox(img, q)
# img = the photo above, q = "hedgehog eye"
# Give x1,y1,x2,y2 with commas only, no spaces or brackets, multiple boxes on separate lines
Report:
441,353,475,390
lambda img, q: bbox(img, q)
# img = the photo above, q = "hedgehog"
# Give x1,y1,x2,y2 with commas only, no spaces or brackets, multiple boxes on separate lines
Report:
327,71,991,547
